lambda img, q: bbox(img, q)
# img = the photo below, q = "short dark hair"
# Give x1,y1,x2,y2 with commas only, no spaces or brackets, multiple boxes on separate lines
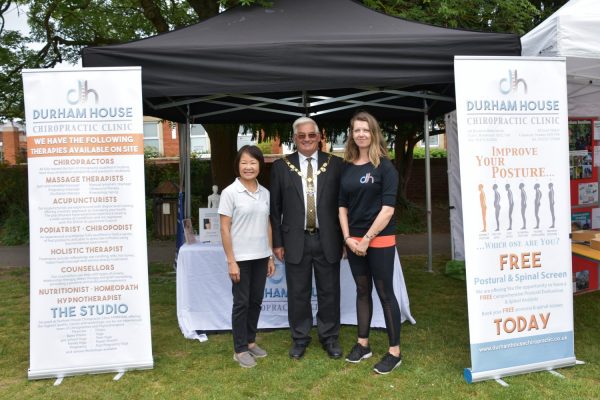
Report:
234,145,265,177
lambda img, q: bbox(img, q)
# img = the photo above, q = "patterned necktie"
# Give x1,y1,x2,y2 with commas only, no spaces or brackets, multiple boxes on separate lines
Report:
305,157,316,230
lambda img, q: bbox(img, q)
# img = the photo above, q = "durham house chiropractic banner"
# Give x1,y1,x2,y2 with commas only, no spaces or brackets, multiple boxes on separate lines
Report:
22,67,153,380
454,57,576,383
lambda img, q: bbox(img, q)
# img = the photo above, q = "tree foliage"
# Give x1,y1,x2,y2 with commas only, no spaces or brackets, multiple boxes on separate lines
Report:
358,0,568,202
1,0,568,122
0,0,569,201
362,0,547,35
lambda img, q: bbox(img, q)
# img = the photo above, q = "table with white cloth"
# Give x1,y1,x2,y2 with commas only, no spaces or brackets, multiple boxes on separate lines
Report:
176,242,415,340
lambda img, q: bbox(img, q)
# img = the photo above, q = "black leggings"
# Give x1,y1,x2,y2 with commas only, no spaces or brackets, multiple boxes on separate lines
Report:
346,245,401,347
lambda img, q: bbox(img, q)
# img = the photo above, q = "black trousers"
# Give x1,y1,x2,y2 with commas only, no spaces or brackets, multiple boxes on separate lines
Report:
346,245,401,347
285,232,340,345
231,257,268,353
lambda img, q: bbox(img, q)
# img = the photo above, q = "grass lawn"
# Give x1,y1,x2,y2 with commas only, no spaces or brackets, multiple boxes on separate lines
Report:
0,256,598,399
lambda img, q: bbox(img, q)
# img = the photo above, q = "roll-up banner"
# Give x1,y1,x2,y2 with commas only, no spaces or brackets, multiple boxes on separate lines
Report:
454,57,576,383
23,68,153,380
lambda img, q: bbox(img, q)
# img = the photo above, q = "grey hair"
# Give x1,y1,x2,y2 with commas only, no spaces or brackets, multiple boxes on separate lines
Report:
292,116,319,135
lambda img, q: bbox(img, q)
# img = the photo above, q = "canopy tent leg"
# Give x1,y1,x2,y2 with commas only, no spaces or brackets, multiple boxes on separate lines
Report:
302,90,308,116
177,120,189,217
424,101,433,273
175,112,192,268
184,107,192,219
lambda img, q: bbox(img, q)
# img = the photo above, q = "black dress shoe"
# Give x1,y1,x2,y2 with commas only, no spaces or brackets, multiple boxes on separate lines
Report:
289,343,307,359
323,341,343,359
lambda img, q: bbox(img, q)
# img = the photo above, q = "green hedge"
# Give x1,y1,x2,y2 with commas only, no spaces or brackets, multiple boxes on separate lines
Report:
144,158,213,200
412,147,447,158
143,158,214,238
388,147,447,160
0,164,28,221
0,165,29,244
0,160,214,244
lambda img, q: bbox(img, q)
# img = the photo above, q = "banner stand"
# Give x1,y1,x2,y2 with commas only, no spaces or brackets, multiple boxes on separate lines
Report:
113,371,125,381
454,56,577,384
23,67,153,380
464,356,576,384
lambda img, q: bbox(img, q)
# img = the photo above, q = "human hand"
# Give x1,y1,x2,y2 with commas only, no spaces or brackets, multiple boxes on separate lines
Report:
346,238,365,257
355,238,369,255
273,247,285,262
267,258,275,277
228,261,240,283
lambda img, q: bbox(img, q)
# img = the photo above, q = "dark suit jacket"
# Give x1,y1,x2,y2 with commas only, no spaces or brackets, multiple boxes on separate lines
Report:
270,151,344,265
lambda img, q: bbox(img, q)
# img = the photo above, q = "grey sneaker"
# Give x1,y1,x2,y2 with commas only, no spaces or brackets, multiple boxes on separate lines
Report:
373,352,402,375
233,351,257,368
248,344,267,358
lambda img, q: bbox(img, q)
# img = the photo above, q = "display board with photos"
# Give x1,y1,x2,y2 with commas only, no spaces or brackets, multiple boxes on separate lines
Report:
569,118,598,207
569,121,600,295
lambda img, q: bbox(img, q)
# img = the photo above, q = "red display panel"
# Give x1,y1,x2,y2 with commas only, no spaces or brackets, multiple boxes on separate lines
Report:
571,253,600,293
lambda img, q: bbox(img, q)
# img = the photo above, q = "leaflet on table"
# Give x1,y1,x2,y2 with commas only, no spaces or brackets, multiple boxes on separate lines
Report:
199,208,222,244
23,68,153,380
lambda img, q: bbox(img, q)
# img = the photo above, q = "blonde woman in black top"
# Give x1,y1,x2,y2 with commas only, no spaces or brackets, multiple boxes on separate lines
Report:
338,111,402,374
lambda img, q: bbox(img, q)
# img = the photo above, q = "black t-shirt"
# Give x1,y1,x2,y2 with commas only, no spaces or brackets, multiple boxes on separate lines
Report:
338,158,398,237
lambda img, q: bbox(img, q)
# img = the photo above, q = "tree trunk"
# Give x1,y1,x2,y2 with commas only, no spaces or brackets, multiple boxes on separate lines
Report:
139,0,170,33
393,132,420,208
205,124,239,190
186,0,220,21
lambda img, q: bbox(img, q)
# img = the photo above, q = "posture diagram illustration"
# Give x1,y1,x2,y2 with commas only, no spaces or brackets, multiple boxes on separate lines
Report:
519,182,527,230
505,184,514,230
493,184,501,231
534,183,542,229
479,184,487,232
478,182,555,232
548,183,555,229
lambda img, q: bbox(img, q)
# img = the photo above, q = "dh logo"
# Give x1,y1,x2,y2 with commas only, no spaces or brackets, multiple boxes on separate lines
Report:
360,172,375,184
67,80,99,105
499,70,527,95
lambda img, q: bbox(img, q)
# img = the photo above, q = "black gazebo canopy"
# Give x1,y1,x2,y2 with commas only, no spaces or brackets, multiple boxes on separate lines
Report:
82,0,521,269
82,0,520,124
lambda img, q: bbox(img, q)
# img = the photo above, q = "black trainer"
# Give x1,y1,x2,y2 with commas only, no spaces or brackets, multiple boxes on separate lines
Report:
373,352,402,374
345,343,372,363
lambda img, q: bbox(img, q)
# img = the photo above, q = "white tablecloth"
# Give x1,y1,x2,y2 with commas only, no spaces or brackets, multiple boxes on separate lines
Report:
176,243,415,339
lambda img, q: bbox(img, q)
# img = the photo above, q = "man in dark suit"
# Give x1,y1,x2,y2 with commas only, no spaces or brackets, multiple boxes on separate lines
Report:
270,116,344,359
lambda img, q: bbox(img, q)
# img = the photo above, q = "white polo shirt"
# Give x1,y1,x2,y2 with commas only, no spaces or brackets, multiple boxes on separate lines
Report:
218,178,271,261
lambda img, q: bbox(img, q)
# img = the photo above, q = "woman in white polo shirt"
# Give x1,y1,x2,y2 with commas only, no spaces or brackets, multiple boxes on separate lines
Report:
218,145,275,368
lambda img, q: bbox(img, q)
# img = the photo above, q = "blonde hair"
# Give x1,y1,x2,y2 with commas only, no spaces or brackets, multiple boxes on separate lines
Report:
344,111,388,167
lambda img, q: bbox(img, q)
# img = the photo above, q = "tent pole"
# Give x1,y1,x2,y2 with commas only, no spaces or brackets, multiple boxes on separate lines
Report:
184,107,192,218
178,122,187,204
302,90,308,116
424,101,433,273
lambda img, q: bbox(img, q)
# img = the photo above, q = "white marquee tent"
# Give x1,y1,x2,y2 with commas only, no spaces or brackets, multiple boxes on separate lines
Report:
521,0,600,117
